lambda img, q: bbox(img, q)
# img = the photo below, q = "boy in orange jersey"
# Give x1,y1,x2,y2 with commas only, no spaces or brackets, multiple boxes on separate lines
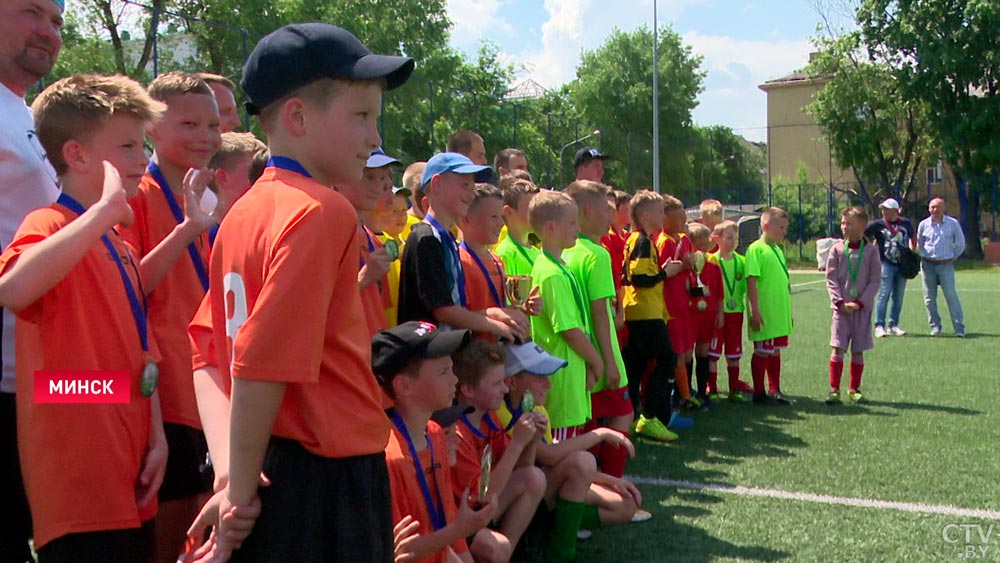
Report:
373,322,497,563
686,223,724,402
459,184,539,342
0,74,167,562
196,23,414,562
452,340,546,563
205,132,268,248
120,71,223,562
657,195,699,411
336,147,402,337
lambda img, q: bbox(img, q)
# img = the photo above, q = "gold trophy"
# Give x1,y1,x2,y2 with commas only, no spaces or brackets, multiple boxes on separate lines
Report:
504,275,532,309
691,251,708,311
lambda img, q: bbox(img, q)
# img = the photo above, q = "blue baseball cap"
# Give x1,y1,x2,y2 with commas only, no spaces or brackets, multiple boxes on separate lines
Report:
241,23,415,115
367,147,401,169
503,342,568,377
420,152,493,189
52,0,65,10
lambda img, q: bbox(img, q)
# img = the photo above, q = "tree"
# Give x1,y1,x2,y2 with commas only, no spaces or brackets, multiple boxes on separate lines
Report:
806,31,932,219
570,25,705,194
691,125,766,207
857,0,1000,258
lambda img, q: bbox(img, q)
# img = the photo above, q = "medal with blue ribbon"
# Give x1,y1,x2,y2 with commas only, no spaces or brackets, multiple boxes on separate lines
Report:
390,410,446,531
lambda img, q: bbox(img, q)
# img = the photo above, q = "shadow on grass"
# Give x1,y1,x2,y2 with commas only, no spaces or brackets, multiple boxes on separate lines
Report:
866,400,983,416
578,487,790,563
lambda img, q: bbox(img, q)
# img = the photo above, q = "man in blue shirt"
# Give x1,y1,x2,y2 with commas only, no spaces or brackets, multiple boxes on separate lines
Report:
917,198,966,337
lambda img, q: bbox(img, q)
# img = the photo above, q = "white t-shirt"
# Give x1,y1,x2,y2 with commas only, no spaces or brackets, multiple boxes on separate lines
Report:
0,82,60,393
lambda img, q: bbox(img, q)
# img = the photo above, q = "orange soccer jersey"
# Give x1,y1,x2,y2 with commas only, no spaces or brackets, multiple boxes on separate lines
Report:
0,204,159,549
207,165,390,458
459,244,505,342
451,411,510,500
189,293,215,372
387,420,468,563
360,224,391,337
120,170,210,429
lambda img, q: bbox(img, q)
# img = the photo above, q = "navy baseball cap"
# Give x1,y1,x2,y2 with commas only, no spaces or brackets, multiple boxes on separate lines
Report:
371,321,471,386
367,147,401,169
430,404,475,428
420,152,493,190
241,23,415,115
573,146,609,169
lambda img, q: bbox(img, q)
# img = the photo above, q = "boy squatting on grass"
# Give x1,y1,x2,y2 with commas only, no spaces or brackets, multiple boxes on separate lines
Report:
825,206,881,405
0,74,168,563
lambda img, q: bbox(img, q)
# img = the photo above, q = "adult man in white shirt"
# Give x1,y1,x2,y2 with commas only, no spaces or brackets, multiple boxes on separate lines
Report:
917,198,966,337
0,1,63,560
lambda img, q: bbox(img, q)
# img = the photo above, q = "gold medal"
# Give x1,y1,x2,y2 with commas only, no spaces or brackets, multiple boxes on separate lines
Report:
384,239,399,261
141,358,159,397
478,444,493,503
696,299,708,312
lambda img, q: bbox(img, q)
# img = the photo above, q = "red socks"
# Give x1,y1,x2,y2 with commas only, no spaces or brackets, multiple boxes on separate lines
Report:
849,361,864,391
727,363,741,392
750,353,767,394
767,354,782,393
829,357,844,389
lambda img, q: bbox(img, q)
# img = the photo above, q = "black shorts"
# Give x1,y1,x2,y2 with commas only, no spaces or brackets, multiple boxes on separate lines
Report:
0,392,32,563
36,518,154,563
230,438,392,563
158,422,212,501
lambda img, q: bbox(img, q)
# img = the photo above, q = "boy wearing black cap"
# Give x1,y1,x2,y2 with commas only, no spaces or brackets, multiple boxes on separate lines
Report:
398,152,527,343
373,321,496,563
573,146,608,184
200,23,414,562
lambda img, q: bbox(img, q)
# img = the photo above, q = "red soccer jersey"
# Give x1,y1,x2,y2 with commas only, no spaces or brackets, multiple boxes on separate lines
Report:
658,232,694,318
208,166,390,458
121,172,209,429
451,411,509,501
0,204,159,549
387,421,469,563
601,226,628,294
692,260,724,314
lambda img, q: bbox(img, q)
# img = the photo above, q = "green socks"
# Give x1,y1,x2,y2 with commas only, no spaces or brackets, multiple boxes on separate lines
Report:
579,503,602,530
547,497,586,562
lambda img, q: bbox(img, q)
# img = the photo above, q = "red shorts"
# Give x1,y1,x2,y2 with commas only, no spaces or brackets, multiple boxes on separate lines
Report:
709,312,744,359
691,308,718,346
753,335,790,355
590,387,634,420
551,425,585,443
667,313,694,355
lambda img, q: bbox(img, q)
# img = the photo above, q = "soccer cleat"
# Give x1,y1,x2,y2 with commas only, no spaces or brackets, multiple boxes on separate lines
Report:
631,508,653,523
728,391,746,403
930,326,942,336
682,396,703,410
956,331,966,338
735,380,755,393
825,390,842,405
667,411,694,430
769,391,792,405
848,389,868,404
875,325,887,338
577,529,593,540
635,415,679,442
889,326,907,336
752,393,775,405
708,392,721,401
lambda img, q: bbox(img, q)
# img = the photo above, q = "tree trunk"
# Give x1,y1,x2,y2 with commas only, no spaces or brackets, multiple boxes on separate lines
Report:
134,0,166,75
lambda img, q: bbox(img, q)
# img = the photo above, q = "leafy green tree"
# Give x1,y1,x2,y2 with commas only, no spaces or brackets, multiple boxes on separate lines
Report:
570,25,705,194
691,125,766,206
857,0,1000,258
806,31,932,219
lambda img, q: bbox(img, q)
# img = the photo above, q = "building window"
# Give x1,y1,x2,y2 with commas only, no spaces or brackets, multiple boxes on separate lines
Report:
926,161,943,185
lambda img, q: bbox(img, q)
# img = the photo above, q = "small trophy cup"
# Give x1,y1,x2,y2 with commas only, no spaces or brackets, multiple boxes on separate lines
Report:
469,444,493,509
504,275,532,309
691,251,708,311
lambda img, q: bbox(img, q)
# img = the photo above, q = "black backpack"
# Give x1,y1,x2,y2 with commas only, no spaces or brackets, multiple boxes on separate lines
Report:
894,241,921,279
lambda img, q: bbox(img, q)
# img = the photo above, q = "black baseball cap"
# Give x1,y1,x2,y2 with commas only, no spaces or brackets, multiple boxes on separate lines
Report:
430,404,475,428
573,146,609,169
371,321,471,386
241,23,415,115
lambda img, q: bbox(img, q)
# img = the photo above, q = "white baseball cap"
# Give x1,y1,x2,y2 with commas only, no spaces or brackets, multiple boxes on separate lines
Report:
504,342,568,377
879,198,900,210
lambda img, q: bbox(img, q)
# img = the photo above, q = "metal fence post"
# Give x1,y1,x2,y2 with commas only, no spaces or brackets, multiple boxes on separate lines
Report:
798,183,804,261
428,81,434,153
513,103,518,147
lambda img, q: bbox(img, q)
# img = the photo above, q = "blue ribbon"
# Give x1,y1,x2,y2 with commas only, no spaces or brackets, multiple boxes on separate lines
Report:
459,411,501,440
426,214,466,307
57,193,149,353
390,410,446,531
461,242,505,308
266,156,312,178
146,161,209,292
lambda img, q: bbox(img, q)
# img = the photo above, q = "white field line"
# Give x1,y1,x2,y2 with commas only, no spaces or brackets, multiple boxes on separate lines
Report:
629,476,1000,520
791,279,826,288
